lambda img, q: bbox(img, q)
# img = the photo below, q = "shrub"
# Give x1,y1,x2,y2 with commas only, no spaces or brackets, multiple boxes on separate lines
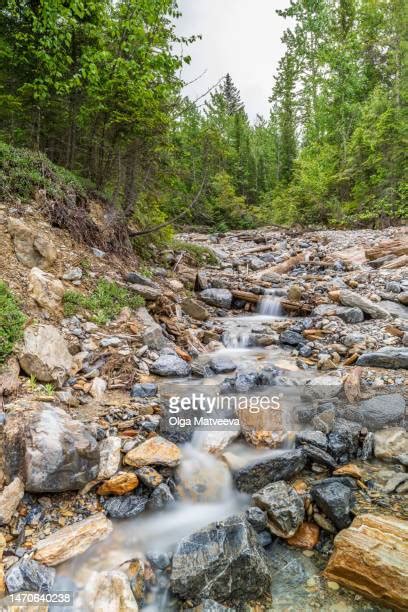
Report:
63,280,144,325
0,282,26,363
172,240,219,266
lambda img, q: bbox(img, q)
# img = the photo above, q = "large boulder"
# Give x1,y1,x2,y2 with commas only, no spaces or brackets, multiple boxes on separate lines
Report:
3,402,100,492
335,289,391,319
233,449,306,493
150,353,191,377
324,514,408,610
342,393,405,430
252,481,304,538
18,324,73,387
170,515,272,605
356,347,408,369
28,267,64,312
200,288,232,309
8,218,57,269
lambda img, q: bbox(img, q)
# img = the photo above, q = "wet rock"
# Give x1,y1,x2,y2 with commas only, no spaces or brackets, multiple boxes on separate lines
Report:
28,267,64,312
98,436,122,480
233,449,306,493
103,494,147,519
170,514,272,604
384,473,408,493
125,436,181,468
6,558,56,593
131,382,158,398
287,522,320,550
150,353,191,377
18,324,73,387
191,362,214,378
252,481,304,538
295,431,327,450
200,288,232,309
374,427,408,464
311,480,354,530
4,402,99,492
343,393,405,430
0,477,24,525
360,431,374,460
328,418,361,462
196,430,240,454
302,444,337,469
324,513,408,610
245,507,268,532
181,298,209,321
97,472,139,496
333,463,362,479
335,289,391,319
146,483,175,511
356,347,408,369
280,330,306,346
34,513,112,566
83,570,138,611
208,356,236,374
8,218,57,269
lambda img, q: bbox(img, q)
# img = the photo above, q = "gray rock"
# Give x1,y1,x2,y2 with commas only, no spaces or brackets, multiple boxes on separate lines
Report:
280,330,306,346
150,354,191,377
103,494,147,519
126,271,157,287
233,449,306,493
6,558,56,593
337,289,390,319
136,307,169,350
303,375,343,401
302,444,337,469
311,479,354,530
245,507,268,532
385,281,401,293
200,288,232,309
357,347,408,369
131,382,158,398
63,267,83,281
295,431,328,450
181,298,209,321
3,402,99,492
252,481,304,538
170,515,272,604
128,283,160,300
399,292,408,305
343,393,405,431
379,300,408,319
146,483,175,511
208,356,237,374
313,304,364,324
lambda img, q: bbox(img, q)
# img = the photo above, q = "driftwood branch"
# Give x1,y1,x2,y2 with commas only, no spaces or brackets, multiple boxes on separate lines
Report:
128,175,207,238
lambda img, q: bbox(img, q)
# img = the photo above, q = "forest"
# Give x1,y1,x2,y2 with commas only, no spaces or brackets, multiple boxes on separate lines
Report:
0,0,407,245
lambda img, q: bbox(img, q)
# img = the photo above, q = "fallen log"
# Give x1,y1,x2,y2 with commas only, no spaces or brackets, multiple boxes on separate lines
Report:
281,300,313,315
231,289,260,303
265,252,308,274
380,254,408,269
365,238,408,261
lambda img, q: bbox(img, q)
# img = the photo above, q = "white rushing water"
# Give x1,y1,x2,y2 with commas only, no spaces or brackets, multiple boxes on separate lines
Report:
257,289,283,317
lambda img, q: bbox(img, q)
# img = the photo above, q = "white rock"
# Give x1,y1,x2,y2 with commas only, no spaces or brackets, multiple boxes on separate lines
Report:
90,377,107,400
28,267,64,312
98,437,122,480
82,570,138,611
0,478,24,525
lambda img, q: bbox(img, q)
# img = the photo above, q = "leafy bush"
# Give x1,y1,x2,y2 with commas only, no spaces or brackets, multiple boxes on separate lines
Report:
172,240,219,266
0,282,26,363
63,280,144,325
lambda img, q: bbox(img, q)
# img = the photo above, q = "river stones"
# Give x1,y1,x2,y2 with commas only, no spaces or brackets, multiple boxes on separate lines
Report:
6,558,56,593
280,330,306,346
208,355,237,373
311,479,354,530
170,515,272,604
150,353,191,377
124,436,181,468
342,393,405,430
324,514,408,610
103,494,147,519
199,288,233,309
296,431,328,450
97,472,139,496
356,347,408,369
233,449,306,493
3,402,99,492
252,481,304,538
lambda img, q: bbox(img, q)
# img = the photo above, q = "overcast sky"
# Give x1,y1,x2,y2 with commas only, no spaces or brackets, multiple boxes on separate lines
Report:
176,0,292,121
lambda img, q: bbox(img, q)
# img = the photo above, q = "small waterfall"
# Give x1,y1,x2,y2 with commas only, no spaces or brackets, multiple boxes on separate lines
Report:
258,290,283,317
222,329,251,348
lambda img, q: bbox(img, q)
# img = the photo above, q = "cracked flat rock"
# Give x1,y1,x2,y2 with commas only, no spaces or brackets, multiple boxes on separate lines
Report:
124,436,181,468
33,513,113,566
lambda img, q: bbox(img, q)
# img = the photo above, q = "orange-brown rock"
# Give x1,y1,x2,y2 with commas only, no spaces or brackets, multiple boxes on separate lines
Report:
97,472,139,496
324,514,408,611
333,464,362,479
287,522,320,550
124,435,181,468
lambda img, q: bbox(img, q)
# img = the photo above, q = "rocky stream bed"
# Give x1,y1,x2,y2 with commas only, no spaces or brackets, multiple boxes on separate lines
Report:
0,217,407,611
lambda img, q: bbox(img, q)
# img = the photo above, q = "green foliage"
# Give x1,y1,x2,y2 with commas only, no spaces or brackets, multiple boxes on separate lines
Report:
0,282,26,364
172,241,219,266
63,279,144,324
